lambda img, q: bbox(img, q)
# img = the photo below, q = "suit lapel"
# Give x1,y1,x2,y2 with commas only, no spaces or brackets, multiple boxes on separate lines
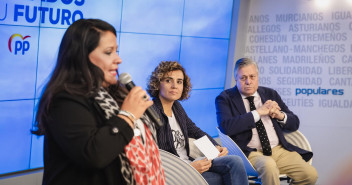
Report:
172,102,188,137
257,87,267,104
154,97,178,154
228,86,247,114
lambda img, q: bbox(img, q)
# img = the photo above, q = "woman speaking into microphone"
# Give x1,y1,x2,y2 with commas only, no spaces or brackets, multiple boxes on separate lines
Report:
32,19,164,185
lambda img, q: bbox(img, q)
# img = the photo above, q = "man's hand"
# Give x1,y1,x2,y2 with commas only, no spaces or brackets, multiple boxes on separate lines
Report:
190,158,212,174
257,100,272,116
216,146,228,157
267,101,285,120
257,100,284,120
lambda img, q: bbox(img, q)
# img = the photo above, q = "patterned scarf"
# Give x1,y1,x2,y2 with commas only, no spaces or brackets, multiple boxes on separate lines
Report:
94,87,161,185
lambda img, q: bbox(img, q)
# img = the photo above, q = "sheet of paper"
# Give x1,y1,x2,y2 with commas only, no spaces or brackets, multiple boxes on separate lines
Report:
193,135,220,160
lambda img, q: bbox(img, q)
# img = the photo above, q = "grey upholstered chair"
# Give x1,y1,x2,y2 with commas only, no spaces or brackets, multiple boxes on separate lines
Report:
159,149,209,185
216,127,312,184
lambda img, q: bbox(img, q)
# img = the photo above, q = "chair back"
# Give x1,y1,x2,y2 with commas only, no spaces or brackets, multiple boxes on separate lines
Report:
283,130,313,164
216,127,258,177
217,128,312,184
189,138,205,159
159,149,209,185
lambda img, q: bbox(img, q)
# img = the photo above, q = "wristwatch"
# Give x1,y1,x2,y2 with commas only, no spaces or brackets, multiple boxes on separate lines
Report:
279,111,285,121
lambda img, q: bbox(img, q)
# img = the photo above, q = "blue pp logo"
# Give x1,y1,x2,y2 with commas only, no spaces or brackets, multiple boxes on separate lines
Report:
8,34,31,55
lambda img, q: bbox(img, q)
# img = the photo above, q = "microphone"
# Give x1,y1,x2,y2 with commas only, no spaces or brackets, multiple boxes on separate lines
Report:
119,73,164,128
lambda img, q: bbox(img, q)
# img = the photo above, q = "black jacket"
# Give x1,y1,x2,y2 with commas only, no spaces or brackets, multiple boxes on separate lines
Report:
215,86,313,162
42,91,134,185
152,97,218,159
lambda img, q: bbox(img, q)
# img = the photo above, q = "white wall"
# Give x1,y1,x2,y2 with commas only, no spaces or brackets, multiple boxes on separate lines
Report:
0,170,42,185
228,0,352,184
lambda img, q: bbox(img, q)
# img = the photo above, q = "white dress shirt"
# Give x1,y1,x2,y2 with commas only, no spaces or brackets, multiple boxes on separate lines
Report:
241,92,287,150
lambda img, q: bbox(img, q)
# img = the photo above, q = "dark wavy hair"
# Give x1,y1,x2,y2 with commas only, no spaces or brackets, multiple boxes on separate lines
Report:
147,61,192,101
32,19,124,135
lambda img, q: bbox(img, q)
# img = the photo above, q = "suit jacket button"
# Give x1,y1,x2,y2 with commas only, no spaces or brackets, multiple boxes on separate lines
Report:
112,127,119,134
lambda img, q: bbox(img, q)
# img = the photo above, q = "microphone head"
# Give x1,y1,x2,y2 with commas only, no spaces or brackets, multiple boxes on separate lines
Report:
119,73,132,85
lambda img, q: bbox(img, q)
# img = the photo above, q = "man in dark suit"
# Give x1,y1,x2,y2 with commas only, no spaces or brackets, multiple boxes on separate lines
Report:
215,58,318,185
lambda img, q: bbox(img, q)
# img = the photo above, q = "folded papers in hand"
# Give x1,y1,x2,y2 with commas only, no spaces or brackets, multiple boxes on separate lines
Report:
193,136,220,160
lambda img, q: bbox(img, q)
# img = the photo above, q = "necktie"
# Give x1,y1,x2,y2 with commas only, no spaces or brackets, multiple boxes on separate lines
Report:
246,96,272,156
